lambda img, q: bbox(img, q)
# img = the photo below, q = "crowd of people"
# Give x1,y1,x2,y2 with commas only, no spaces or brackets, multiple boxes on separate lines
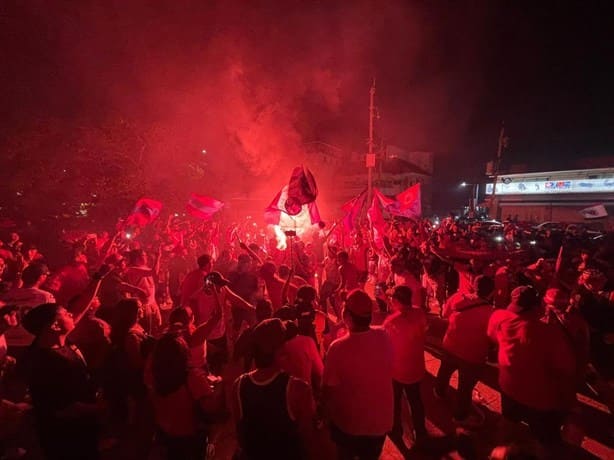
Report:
0,212,612,460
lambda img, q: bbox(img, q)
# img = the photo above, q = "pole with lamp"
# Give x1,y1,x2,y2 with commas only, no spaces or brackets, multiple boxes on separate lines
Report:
366,79,376,206
460,182,480,217
489,123,509,219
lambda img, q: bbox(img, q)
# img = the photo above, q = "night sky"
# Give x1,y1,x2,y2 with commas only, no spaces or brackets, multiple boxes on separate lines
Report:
1,1,613,212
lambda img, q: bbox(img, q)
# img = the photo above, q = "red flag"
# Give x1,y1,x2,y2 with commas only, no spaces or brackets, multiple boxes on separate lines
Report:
186,193,224,220
373,188,397,210
392,184,422,218
125,198,162,227
341,189,366,213
367,196,386,249
286,166,318,215
341,190,366,232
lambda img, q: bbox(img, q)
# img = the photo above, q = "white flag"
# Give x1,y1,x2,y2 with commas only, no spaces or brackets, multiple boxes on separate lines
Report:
579,204,608,219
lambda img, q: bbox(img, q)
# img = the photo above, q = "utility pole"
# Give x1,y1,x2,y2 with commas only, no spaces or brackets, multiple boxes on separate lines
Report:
366,79,376,205
489,122,507,219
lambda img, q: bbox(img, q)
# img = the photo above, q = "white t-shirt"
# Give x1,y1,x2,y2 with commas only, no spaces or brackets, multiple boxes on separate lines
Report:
323,327,393,436
1,287,56,347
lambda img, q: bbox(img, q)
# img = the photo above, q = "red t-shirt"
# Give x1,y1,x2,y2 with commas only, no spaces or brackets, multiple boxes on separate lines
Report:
442,293,493,364
148,367,213,437
488,308,576,410
383,309,427,384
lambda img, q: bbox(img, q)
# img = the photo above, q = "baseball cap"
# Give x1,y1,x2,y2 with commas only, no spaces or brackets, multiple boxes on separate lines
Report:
345,289,373,318
508,286,540,314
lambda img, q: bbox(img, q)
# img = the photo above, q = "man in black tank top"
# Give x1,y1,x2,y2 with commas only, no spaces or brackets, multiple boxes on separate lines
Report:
232,318,315,460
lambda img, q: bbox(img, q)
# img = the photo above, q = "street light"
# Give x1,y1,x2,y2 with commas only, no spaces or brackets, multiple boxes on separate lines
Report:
459,181,480,216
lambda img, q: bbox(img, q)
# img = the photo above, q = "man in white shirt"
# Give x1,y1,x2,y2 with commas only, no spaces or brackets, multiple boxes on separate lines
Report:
323,289,393,460
1,263,55,354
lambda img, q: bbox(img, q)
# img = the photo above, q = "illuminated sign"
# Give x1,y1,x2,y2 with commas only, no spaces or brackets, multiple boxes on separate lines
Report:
486,178,614,195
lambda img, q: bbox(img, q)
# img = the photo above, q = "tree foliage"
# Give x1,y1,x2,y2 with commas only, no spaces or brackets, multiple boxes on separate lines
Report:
1,117,196,227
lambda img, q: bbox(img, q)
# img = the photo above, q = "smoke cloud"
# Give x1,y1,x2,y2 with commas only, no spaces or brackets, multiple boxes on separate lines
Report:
2,0,491,211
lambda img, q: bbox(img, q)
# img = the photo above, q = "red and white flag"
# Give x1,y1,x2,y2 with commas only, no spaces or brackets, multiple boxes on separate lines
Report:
125,198,162,227
265,185,321,225
186,193,224,220
285,166,318,215
391,184,422,218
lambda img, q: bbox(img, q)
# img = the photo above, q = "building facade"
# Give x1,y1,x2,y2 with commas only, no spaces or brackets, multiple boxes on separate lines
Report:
485,167,614,224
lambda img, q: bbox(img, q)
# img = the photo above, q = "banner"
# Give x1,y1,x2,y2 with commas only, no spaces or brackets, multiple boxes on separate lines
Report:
125,198,162,227
186,193,224,220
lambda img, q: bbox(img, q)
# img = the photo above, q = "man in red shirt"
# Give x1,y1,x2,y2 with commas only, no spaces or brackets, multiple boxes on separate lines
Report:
488,286,576,445
179,254,212,307
382,285,428,451
434,275,495,424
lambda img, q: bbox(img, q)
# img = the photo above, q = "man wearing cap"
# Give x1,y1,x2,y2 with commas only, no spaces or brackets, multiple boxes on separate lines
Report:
233,318,315,460
323,289,393,460
434,275,495,424
1,262,55,356
382,285,428,451
488,286,576,445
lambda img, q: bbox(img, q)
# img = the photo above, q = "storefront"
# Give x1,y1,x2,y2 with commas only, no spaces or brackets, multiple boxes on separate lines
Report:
485,167,614,225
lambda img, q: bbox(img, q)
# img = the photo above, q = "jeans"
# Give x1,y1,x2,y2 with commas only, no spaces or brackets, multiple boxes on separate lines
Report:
434,352,482,420
391,380,427,439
